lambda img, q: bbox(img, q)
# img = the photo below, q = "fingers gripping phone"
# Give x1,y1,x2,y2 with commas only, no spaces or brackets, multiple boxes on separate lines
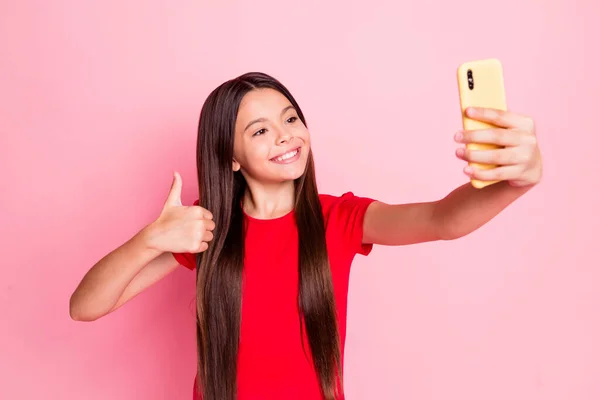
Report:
457,58,507,189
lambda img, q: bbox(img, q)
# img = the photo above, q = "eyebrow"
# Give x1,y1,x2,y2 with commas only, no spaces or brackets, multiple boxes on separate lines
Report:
243,105,296,132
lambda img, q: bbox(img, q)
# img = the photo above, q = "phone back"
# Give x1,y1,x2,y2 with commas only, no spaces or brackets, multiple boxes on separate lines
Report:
457,58,507,188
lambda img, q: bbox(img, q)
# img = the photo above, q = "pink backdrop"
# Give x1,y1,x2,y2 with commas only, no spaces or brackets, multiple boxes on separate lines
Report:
1,0,598,399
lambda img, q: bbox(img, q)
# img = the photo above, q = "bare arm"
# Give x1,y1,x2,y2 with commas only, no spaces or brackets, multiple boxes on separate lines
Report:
362,106,542,246
69,226,180,321
362,181,532,246
69,172,213,322
108,250,182,314
362,200,441,246
431,181,532,240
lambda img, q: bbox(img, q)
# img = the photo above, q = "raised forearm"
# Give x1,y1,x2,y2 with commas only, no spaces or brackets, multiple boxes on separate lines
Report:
69,226,163,321
434,181,533,240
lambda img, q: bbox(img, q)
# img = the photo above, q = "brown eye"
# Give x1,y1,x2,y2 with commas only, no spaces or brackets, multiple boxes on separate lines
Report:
287,116,298,123
253,128,267,137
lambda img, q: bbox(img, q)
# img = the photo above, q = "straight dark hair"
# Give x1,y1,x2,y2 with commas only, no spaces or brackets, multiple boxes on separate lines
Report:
194,72,342,400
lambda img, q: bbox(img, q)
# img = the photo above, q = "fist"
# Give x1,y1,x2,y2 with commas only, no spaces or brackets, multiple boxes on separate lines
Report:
146,172,215,254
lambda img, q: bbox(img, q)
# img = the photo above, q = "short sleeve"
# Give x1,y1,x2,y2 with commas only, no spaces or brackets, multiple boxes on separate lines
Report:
172,198,201,271
173,252,196,270
323,192,377,256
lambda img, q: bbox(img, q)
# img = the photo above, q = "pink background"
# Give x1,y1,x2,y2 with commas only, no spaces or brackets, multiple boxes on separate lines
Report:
1,0,599,399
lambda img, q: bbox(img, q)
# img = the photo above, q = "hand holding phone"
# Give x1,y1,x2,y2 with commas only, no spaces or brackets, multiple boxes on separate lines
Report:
455,59,542,189
456,58,508,188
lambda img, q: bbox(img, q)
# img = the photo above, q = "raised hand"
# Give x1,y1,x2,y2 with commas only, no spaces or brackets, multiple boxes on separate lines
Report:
454,107,543,187
147,172,215,254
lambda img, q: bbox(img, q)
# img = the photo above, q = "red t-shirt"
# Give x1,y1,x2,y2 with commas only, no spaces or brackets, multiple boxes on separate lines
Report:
172,192,376,400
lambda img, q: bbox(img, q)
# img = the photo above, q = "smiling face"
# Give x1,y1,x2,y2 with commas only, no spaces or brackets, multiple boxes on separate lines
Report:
232,88,311,185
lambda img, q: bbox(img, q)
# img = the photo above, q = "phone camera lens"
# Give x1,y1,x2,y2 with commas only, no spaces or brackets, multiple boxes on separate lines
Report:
467,69,474,90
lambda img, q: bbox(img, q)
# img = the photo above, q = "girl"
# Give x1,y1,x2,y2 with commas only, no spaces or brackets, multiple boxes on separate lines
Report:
69,72,543,400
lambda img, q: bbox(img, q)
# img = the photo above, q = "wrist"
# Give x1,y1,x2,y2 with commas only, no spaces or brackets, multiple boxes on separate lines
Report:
138,222,164,254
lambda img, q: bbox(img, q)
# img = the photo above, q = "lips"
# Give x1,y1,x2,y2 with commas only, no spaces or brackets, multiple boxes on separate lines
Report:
270,147,301,163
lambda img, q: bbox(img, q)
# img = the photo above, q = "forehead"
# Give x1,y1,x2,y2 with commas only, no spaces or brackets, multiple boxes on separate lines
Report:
237,88,292,120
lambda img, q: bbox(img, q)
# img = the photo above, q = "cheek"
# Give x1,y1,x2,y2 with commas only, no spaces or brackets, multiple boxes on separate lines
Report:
242,140,271,164
298,127,311,145
233,151,248,167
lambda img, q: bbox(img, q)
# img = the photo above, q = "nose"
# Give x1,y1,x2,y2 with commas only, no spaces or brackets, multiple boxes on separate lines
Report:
276,129,292,144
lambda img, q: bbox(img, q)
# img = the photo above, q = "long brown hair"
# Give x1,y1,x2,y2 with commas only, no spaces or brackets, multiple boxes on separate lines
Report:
194,72,342,399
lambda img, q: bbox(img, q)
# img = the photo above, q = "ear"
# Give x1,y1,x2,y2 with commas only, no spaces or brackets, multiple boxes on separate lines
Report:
232,159,241,172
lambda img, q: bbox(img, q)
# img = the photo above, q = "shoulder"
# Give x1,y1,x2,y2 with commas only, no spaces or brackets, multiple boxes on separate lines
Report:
318,191,360,209
318,191,377,230
319,192,377,219
318,192,378,256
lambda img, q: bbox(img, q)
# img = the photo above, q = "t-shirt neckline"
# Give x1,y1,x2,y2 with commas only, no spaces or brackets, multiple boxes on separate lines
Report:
242,207,295,224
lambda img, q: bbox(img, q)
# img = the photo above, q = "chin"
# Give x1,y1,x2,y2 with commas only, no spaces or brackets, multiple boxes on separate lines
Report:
273,167,306,183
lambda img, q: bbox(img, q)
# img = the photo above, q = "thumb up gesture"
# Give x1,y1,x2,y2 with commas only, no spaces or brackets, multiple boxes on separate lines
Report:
147,172,215,254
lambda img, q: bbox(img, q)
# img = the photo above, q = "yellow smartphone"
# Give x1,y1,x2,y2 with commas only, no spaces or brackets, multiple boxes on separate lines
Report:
457,58,507,189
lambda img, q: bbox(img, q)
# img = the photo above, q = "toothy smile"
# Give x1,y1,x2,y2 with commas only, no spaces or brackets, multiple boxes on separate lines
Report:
270,148,301,164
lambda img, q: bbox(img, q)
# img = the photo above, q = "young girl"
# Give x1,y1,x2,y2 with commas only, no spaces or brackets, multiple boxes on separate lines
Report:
69,72,543,400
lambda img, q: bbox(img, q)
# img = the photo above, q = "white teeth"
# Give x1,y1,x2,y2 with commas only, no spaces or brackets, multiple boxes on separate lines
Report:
275,149,298,162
